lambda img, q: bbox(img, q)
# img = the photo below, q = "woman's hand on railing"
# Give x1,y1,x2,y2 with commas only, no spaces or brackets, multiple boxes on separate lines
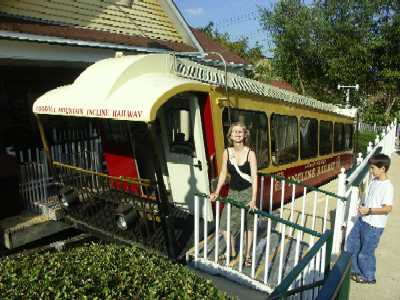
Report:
248,200,257,211
209,192,218,202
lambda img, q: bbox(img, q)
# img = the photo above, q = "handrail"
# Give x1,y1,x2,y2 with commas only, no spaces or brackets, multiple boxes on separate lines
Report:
257,171,347,202
195,192,321,237
346,146,381,186
315,252,351,300
268,230,333,299
53,161,153,187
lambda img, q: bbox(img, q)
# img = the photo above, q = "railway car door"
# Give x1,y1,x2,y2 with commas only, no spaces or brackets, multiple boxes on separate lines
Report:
159,94,213,221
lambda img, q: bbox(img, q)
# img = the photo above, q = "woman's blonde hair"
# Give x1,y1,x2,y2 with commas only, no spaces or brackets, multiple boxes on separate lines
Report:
226,122,250,147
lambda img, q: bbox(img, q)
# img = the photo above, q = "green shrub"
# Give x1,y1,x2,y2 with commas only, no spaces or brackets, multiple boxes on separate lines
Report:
356,131,377,155
0,243,231,299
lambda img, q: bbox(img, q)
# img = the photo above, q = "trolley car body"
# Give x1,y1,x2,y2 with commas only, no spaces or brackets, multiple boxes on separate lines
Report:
33,54,356,221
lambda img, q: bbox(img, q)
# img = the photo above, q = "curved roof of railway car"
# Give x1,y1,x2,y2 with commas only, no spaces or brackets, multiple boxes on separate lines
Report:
33,54,211,122
33,53,356,122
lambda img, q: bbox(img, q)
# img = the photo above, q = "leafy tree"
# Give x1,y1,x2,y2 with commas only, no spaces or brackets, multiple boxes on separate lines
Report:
260,0,399,123
198,22,278,82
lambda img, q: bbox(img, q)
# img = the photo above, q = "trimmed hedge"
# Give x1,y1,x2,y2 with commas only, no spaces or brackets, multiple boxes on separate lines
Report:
0,243,231,299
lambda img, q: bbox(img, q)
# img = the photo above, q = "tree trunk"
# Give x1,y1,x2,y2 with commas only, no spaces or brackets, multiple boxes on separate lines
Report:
295,60,306,95
384,95,397,118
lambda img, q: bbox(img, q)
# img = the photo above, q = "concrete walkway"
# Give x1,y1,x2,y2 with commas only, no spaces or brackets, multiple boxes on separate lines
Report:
349,151,400,300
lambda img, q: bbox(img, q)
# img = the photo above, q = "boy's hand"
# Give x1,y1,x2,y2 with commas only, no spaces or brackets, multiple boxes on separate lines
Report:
358,206,369,216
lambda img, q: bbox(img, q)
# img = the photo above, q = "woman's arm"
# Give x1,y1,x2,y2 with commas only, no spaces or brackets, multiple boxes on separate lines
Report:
248,150,258,210
210,149,228,201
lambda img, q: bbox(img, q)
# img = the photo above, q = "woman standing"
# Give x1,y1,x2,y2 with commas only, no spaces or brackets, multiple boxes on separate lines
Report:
210,122,258,266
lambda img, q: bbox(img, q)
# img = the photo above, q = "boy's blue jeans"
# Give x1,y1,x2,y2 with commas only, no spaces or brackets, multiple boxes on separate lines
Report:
347,218,384,281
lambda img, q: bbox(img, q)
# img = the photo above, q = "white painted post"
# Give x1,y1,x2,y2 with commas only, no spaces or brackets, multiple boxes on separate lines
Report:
344,186,360,251
203,200,208,260
357,153,363,165
375,135,380,149
226,203,231,266
263,217,272,284
289,184,296,236
277,224,286,284
239,208,245,272
269,177,274,213
279,180,285,232
332,167,347,256
381,129,386,154
251,213,258,278
214,201,220,263
194,195,199,263
367,142,373,154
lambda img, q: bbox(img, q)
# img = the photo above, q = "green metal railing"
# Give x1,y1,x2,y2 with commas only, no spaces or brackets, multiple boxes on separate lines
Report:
268,230,333,299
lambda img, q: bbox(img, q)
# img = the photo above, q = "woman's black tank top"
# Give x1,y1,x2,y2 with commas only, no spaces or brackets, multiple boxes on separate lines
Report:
227,148,252,191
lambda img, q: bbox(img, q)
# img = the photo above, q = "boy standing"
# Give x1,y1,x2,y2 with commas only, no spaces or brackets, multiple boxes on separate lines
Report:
347,153,394,284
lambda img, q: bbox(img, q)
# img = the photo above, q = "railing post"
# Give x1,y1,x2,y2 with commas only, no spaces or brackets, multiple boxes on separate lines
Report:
194,195,199,263
375,135,380,149
356,153,363,165
381,129,386,154
214,201,220,264
203,199,208,260
367,141,373,154
344,186,359,251
332,168,346,257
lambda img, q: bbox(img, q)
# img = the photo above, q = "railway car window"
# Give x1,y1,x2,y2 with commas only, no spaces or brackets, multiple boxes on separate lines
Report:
319,121,333,155
300,117,318,159
167,108,194,156
344,124,353,150
271,114,298,165
334,123,345,152
102,120,129,144
222,108,269,168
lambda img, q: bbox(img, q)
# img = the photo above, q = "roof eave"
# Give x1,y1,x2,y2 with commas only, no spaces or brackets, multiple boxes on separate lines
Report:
0,30,202,55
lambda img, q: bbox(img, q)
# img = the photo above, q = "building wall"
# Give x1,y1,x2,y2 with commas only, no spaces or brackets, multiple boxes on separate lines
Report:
0,64,84,148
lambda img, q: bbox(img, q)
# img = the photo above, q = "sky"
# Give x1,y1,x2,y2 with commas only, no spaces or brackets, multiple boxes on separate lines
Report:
173,0,275,57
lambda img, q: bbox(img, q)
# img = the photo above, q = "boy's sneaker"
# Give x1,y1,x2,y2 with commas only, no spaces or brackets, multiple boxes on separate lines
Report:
355,276,376,284
350,272,360,282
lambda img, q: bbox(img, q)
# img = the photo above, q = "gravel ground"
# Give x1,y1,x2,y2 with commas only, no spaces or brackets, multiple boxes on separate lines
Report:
349,151,400,300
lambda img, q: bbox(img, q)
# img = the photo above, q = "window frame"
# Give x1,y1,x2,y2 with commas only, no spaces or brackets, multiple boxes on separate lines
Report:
344,123,353,150
166,107,195,156
299,117,318,160
222,108,269,169
319,120,333,156
270,113,299,165
334,122,345,152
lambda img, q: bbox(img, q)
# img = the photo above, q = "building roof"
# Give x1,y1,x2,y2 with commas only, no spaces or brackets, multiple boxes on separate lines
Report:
270,80,297,93
0,0,189,42
0,16,196,53
190,27,249,66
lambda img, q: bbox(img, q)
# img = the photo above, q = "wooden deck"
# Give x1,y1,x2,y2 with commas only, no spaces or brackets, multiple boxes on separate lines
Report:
0,210,71,249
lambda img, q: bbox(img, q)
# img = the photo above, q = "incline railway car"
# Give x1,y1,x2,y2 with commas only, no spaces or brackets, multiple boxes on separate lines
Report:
32,54,355,256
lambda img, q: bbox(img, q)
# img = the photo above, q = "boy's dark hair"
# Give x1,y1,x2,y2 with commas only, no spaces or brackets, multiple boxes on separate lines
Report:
368,153,391,172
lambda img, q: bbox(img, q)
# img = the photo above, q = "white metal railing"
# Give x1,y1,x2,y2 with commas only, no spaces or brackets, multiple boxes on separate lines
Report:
191,172,343,294
17,127,102,214
357,121,386,134
332,119,397,254
18,148,48,213
191,119,397,295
